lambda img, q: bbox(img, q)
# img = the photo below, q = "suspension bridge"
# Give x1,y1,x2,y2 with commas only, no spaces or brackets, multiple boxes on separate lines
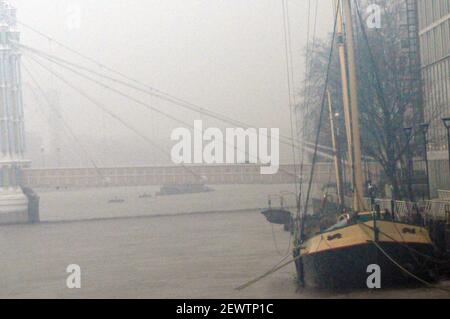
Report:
0,2,339,224
20,163,342,189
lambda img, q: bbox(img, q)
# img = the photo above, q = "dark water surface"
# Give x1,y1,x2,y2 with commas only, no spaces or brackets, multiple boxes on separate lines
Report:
0,186,449,298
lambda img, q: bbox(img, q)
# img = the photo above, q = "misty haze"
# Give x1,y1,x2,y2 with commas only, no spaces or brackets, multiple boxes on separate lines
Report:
0,0,449,301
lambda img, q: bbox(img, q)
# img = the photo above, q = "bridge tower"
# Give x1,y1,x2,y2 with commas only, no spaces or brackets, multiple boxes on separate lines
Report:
0,1,30,224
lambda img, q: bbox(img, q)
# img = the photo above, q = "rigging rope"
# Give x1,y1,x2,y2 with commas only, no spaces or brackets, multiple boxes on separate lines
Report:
281,0,299,197
297,0,320,229
300,0,340,240
237,2,341,291
280,0,299,256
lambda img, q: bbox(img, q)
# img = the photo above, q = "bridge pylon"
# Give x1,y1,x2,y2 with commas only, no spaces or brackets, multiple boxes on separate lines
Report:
0,2,31,224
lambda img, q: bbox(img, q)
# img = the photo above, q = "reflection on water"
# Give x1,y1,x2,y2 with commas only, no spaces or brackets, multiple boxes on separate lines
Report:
0,185,448,298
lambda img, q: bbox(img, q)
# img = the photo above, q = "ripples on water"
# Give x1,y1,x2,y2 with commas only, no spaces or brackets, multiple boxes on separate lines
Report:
0,185,448,298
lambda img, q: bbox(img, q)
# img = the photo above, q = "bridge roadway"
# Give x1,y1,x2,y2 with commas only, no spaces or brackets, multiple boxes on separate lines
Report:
20,163,340,188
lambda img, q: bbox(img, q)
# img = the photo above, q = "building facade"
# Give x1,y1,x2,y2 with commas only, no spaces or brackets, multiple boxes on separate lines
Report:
417,0,450,194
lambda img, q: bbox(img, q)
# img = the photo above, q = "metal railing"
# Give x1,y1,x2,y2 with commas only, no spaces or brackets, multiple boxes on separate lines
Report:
343,189,450,223
438,190,450,200
423,200,450,222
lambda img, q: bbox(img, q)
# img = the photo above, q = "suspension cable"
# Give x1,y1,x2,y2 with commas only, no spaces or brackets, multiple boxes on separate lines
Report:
26,52,305,182
23,63,107,181
24,82,92,166
23,56,207,182
24,51,311,180
17,42,337,158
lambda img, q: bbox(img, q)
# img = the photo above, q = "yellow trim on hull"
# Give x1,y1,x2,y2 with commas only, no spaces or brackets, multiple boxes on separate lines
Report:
300,221,432,256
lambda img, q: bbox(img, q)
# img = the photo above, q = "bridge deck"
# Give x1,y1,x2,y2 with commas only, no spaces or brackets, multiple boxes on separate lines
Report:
20,164,347,188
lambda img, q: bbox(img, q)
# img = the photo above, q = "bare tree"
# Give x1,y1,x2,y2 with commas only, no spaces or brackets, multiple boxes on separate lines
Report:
298,0,424,200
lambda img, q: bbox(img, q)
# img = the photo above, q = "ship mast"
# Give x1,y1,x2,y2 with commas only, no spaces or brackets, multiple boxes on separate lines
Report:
327,90,344,209
339,0,366,211
333,0,353,209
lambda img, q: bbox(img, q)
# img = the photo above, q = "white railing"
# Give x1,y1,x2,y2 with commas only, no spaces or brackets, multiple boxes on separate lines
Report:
423,200,450,222
438,190,450,200
341,191,450,223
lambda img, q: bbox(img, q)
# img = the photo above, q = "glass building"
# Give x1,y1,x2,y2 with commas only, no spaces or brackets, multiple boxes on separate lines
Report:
418,0,450,194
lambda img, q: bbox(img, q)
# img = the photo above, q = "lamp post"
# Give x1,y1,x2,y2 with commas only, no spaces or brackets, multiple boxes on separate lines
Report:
420,123,430,199
443,117,450,173
403,127,414,201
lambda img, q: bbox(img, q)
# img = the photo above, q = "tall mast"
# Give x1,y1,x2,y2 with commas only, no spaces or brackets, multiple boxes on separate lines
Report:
327,90,344,209
341,0,365,211
333,0,353,208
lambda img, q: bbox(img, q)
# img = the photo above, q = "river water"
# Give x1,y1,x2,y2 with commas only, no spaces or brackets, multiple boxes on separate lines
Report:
0,184,448,298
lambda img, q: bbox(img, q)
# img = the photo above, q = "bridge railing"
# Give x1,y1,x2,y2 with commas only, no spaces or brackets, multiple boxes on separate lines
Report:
20,164,315,187
20,161,384,188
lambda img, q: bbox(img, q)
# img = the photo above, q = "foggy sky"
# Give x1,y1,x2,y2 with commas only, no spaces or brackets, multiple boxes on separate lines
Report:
12,0,334,166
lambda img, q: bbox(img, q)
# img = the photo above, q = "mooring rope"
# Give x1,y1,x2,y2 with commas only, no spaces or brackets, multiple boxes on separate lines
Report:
359,222,450,265
368,239,450,294
235,254,300,291
237,221,450,292
236,237,324,291
356,222,450,293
